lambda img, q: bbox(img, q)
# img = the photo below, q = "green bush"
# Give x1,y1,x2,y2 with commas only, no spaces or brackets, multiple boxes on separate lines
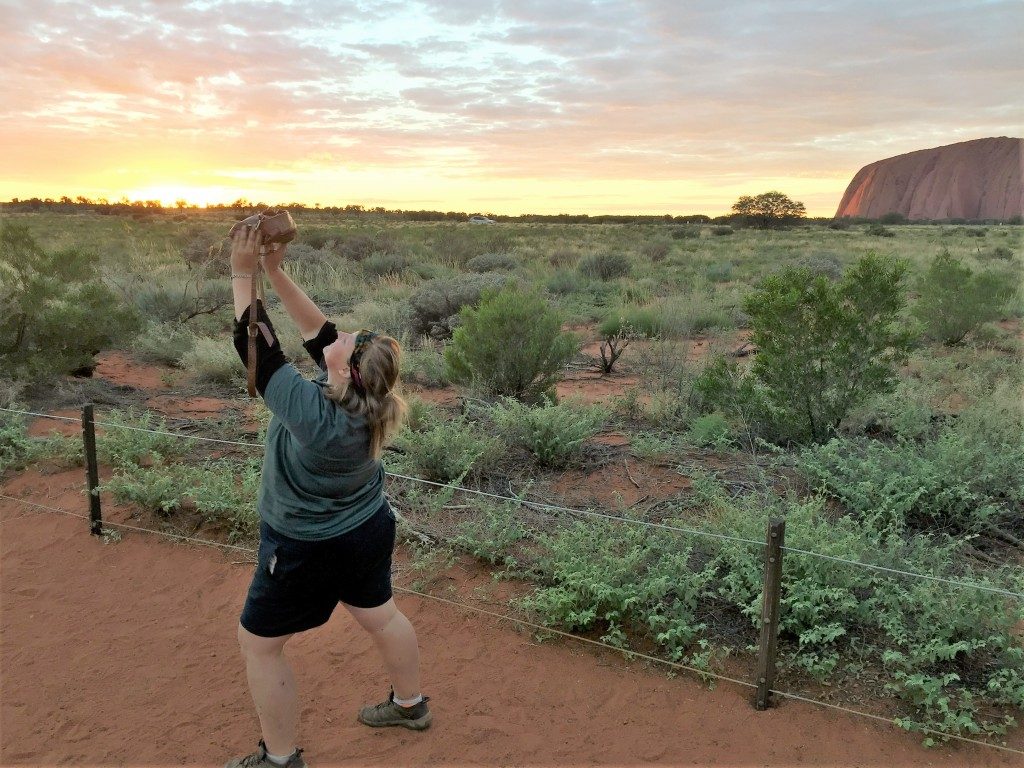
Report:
452,500,528,570
179,337,245,387
798,395,1024,537
711,225,734,236
705,261,734,283
394,417,503,483
466,252,517,272
865,223,895,237
445,288,578,402
578,252,631,281
362,252,410,277
546,269,590,296
97,408,192,469
134,322,195,366
743,253,914,442
912,250,1019,345
686,412,733,449
400,341,449,387
0,223,142,380
336,230,399,262
408,274,509,339
641,239,671,261
134,278,231,324
489,397,608,468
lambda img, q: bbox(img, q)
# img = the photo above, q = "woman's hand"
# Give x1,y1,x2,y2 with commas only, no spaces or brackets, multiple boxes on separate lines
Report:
261,242,287,275
230,225,262,273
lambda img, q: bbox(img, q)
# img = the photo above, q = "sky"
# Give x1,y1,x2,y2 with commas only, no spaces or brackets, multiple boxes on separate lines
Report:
1,0,1021,216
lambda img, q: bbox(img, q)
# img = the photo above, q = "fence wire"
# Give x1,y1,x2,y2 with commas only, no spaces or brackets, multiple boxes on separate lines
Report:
1,491,1022,759
3,405,1021,601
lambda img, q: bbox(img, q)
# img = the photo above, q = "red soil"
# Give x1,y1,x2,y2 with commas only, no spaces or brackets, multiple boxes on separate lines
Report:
4,349,1023,766
3,470,1022,767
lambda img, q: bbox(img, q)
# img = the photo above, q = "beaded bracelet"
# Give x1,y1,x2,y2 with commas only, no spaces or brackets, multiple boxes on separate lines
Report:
231,273,253,279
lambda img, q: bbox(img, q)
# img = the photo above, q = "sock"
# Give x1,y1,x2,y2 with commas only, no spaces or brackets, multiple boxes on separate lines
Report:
266,748,295,766
393,693,423,707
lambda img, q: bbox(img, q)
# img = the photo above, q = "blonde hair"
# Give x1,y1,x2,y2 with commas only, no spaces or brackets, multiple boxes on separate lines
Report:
324,333,407,459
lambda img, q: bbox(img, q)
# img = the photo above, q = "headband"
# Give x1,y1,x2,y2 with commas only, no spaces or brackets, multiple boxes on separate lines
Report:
349,329,378,392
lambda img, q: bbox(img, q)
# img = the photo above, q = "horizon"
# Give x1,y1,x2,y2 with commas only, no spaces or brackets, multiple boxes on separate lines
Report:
2,1,1021,217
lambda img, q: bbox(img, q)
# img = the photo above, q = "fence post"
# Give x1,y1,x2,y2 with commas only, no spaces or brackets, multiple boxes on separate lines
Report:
754,518,785,710
81,403,102,536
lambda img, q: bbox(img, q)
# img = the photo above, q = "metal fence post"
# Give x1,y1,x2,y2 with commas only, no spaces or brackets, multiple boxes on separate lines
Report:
81,403,102,536
754,518,785,710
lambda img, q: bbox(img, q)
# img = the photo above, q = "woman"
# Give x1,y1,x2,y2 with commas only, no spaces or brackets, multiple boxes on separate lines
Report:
225,225,430,768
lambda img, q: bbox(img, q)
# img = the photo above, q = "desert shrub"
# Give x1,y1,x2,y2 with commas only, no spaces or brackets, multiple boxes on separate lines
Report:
344,299,415,340
879,212,908,224
400,341,449,387
489,397,609,468
578,252,631,281
694,478,1024,740
402,395,435,433
710,225,734,236
641,239,672,262
913,250,1019,345
686,412,733,449
547,247,579,267
284,243,331,265
0,223,143,380
408,274,509,339
97,408,192,469
796,252,844,280
335,230,399,262
102,457,261,539
827,218,852,230
181,230,227,275
0,409,32,473
741,253,914,443
865,223,895,237
963,228,987,238
466,252,517,272
299,228,344,250
445,288,579,402
452,500,528,570
671,225,701,239
705,261,733,283
133,322,195,366
432,227,491,267
362,252,410,277
179,337,245,387
134,278,232,324
523,516,716,658
394,417,503,483
987,245,1014,260
621,279,655,305
799,394,1024,537
546,269,590,296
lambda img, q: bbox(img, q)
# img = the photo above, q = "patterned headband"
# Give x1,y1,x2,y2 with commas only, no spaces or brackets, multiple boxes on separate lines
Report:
349,329,378,392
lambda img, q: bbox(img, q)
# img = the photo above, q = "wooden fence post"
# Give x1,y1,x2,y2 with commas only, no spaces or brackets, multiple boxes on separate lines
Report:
754,518,785,710
81,403,102,536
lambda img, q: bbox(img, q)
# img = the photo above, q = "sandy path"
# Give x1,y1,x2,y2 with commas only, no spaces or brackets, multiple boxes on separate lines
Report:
1,469,1021,768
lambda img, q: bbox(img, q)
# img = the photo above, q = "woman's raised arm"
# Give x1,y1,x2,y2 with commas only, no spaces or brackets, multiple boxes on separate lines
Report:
263,245,329,340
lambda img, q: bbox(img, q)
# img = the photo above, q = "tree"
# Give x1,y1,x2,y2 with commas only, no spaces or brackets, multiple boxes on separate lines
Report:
731,191,807,229
0,224,142,380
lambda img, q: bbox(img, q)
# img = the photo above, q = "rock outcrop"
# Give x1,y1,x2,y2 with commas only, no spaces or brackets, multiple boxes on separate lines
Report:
835,137,1023,220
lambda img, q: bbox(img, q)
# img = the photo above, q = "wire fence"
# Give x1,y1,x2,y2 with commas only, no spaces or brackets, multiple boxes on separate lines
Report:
3,405,1020,601
1,490,1021,758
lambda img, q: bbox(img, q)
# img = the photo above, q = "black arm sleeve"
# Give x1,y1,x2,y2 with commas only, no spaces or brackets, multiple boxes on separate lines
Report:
301,320,339,372
232,300,288,396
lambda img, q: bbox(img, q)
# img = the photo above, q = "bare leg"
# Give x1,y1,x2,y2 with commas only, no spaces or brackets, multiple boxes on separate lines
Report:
343,598,422,699
237,624,297,756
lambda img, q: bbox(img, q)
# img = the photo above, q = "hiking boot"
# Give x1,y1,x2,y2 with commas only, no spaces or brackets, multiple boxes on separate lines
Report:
224,740,306,768
357,690,432,730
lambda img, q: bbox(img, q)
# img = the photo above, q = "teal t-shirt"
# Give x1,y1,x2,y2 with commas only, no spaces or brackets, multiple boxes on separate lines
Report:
257,364,384,541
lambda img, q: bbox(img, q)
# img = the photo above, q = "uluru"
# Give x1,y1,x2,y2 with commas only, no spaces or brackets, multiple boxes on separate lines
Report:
835,137,1023,220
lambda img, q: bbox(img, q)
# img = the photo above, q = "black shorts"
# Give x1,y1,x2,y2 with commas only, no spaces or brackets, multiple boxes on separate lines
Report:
240,498,396,638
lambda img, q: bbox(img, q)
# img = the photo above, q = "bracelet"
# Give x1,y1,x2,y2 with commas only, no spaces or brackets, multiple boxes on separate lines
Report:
231,273,253,279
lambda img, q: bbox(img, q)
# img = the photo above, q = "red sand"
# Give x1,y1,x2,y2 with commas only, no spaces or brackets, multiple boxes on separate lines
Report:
2,469,1022,768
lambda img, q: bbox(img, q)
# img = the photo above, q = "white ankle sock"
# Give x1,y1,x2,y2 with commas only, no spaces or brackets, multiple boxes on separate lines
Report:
393,693,423,707
266,748,295,766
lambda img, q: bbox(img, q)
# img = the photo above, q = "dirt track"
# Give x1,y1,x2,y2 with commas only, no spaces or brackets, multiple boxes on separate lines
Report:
2,467,1022,768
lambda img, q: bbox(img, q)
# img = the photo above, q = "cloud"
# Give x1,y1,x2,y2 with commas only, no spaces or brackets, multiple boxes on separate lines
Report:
1,0,1021,213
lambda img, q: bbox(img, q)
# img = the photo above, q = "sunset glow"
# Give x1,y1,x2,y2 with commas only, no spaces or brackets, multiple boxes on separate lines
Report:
2,1,1021,216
